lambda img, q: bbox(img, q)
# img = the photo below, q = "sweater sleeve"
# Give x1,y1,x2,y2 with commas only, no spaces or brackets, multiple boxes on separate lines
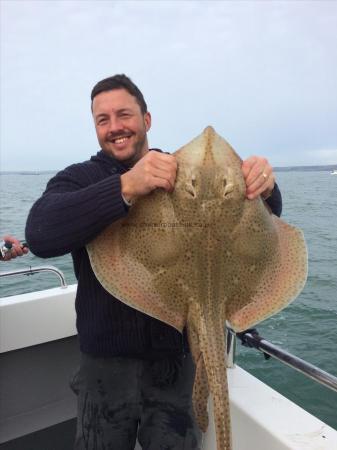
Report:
265,182,282,217
25,164,128,258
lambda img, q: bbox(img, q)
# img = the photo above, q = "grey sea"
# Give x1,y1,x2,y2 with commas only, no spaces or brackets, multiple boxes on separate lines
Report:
0,170,337,430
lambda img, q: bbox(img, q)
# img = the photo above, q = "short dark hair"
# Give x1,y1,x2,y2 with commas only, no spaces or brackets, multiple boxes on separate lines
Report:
91,74,148,114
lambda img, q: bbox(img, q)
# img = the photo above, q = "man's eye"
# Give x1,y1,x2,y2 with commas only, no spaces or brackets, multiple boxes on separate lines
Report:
98,119,107,125
120,113,131,118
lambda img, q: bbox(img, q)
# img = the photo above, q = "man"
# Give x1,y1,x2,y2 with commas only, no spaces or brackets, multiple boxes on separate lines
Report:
26,74,282,450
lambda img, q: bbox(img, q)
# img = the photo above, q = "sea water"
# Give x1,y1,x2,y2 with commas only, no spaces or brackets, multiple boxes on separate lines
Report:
0,170,336,429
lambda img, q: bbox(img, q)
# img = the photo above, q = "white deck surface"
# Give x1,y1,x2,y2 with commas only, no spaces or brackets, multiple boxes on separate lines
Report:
226,366,337,449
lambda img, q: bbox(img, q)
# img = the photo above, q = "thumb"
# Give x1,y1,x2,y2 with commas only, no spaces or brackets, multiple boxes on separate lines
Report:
241,159,252,179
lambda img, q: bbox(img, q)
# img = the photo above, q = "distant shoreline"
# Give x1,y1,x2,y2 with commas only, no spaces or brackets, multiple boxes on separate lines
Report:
2,165,337,175
0,171,57,175
274,165,337,172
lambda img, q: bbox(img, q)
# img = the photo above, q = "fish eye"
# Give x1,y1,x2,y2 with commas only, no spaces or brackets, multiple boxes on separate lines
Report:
185,175,197,197
223,176,234,197
185,184,196,198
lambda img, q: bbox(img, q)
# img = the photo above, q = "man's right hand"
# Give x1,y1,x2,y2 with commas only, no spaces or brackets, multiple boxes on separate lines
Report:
0,235,29,261
120,151,177,204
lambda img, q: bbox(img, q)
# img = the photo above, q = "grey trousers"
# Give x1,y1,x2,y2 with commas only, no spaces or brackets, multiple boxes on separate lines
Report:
70,352,202,450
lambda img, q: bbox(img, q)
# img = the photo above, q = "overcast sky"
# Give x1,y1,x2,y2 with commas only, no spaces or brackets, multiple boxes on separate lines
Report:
1,0,337,171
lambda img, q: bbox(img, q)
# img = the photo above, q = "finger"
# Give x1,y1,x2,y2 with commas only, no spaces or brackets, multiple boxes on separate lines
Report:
5,249,17,260
151,176,173,192
247,174,275,200
241,156,260,177
161,171,176,192
3,235,21,247
241,157,257,179
147,151,176,165
140,171,174,193
245,160,269,188
143,157,177,192
142,154,177,178
247,181,271,200
242,156,267,181
13,245,24,256
150,154,177,173
246,167,273,196
147,166,176,185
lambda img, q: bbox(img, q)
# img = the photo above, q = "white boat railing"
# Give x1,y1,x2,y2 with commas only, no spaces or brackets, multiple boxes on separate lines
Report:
1,266,337,393
0,266,68,288
228,328,337,393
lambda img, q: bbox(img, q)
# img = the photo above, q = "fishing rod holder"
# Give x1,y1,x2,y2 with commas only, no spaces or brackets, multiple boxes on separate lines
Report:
226,328,337,394
0,266,68,289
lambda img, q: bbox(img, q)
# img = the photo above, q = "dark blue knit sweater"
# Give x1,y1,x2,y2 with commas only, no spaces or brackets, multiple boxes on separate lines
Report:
25,149,282,358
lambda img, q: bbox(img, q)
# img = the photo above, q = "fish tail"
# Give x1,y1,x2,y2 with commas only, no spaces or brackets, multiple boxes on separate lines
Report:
192,352,209,432
200,314,232,450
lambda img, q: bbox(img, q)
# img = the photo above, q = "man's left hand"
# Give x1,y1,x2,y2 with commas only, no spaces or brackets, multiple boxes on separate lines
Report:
241,156,275,200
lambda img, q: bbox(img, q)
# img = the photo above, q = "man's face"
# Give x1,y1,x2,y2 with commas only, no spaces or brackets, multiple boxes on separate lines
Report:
92,88,151,165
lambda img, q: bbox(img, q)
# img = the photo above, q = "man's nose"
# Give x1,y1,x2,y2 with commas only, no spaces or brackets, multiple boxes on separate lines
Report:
108,116,123,132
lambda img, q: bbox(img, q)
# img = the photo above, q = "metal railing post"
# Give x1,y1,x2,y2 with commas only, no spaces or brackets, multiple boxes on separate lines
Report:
238,331,337,394
226,328,236,368
0,266,68,289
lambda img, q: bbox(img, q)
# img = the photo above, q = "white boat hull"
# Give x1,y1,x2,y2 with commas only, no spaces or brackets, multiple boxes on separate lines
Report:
1,284,337,449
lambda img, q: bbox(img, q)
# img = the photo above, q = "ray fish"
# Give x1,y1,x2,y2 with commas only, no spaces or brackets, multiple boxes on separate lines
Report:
87,126,308,450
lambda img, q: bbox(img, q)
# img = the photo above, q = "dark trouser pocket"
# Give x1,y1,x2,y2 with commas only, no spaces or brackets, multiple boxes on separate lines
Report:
69,367,81,396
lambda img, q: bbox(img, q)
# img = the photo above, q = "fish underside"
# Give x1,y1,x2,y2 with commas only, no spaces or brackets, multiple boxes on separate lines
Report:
87,127,308,450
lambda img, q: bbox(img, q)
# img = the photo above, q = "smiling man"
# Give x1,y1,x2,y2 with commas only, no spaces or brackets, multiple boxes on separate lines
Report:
92,79,178,204
93,87,151,164
26,74,282,450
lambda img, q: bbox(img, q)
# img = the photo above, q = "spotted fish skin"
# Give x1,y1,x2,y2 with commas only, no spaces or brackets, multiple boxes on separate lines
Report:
171,128,250,449
87,127,308,450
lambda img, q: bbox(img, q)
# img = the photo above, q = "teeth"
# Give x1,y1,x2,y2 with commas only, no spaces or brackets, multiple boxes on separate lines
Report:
114,137,128,144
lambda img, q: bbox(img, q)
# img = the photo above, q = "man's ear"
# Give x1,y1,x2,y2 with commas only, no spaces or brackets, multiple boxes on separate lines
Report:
144,112,151,132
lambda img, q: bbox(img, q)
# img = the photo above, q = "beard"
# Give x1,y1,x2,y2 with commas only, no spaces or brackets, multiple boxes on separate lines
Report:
104,123,148,167
123,131,147,167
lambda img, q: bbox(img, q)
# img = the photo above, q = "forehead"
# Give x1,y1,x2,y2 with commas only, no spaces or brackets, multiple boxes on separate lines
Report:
92,88,141,116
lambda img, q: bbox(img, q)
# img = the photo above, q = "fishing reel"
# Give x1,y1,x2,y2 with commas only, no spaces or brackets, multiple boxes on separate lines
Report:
0,240,28,259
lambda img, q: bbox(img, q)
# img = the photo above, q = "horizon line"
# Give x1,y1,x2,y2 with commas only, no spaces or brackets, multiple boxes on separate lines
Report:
1,163,337,174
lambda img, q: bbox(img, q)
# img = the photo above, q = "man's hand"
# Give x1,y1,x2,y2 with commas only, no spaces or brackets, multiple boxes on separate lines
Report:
241,156,275,200
120,152,177,204
0,235,29,261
